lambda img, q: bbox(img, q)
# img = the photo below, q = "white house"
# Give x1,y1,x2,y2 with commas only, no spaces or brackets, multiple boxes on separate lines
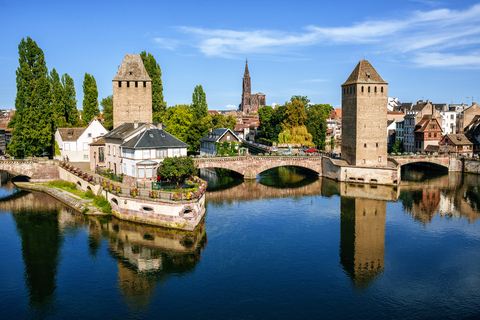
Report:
55,118,108,162
199,128,240,156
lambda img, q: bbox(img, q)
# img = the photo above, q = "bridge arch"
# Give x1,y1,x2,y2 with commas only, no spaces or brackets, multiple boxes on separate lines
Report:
388,156,451,170
194,156,323,179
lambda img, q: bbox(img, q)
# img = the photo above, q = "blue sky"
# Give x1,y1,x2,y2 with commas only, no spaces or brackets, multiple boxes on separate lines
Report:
2,0,480,111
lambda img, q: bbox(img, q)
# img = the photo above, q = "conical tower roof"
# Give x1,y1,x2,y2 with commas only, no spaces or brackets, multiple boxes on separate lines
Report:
113,54,151,81
342,60,387,86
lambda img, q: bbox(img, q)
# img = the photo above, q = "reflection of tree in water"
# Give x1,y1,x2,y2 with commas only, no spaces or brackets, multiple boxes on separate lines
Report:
12,208,63,311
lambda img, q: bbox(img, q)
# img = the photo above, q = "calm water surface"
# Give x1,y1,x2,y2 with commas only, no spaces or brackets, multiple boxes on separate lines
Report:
0,167,479,319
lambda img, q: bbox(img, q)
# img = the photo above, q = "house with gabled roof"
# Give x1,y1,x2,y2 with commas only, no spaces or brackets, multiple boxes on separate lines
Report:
414,115,442,153
199,128,240,156
439,134,476,157
55,117,108,162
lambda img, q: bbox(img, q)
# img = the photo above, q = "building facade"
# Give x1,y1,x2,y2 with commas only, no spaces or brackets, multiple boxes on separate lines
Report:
341,60,388,167
239,60,266,114
113,54,152,128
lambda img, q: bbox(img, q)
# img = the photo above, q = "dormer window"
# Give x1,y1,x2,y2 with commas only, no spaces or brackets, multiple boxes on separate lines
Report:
366,73,370,79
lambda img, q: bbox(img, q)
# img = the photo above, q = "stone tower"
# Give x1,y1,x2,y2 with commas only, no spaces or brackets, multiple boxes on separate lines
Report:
113,54,152,128
239,60,266,114
341,60,388,167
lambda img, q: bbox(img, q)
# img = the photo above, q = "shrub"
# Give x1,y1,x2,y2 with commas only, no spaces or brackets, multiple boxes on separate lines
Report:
130,188,138,197
184,191,193,200
108,183,114,192
150,190,158,198
116,186,121,194
102,180,108,188
173,193,181,201
85,189,95,198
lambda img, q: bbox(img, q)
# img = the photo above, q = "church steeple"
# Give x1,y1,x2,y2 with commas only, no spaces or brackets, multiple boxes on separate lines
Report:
244,59,250,77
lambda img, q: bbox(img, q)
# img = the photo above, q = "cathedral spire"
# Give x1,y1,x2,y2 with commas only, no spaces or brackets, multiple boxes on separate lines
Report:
244,59,250,77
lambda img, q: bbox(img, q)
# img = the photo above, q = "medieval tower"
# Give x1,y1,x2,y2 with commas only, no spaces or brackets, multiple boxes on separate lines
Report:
113,54,152,128
341,60,388,167
239,60,266,114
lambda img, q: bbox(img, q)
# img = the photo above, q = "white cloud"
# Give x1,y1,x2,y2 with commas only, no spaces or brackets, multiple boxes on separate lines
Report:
173,4,480,68
225,104,237,109
153,38,180,51
412,52,480,67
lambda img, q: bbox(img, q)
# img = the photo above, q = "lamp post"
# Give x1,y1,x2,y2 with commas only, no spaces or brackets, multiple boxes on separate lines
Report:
94,151,96,173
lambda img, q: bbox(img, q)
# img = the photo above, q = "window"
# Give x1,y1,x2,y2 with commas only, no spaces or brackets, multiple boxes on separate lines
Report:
376,143,378,148
84,154,89,159
139,167,145,178
146,166,153,178
113,146,116,156
99,147,104,162
143,81,146,87
368,87,370,93
173,148,180,157
143,149,150,159
374,86,377,93
434,133,437,137
127,81,130,88
64,143,70,151
131,165,135,177
88,133,92,138
108,145,111,155
83,142,88,151
428,133,431,137
364,143,367,148
135,81,138,88
227,135,230,141
381,87,384,93
361,86,364,92
118,81,122,88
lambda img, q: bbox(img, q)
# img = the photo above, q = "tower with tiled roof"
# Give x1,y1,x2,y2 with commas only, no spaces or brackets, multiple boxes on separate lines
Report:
113,54,152,128
341,60,388,167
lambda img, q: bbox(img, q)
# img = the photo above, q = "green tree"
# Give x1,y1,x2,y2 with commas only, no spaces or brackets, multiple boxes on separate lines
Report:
306,104,332,150
162,105,194,144
191,85,208,119
288,95,310,107
140,51,166,121
258,105,274,137
49,68,67,128
282,100,307,130
82,73,99,125
100,95,113,130
158,156,196,189
392,139,404,153
8,37,54,158
61,73,81,126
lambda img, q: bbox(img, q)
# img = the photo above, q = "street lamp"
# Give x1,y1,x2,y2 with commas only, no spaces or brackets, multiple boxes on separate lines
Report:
94,152,96,174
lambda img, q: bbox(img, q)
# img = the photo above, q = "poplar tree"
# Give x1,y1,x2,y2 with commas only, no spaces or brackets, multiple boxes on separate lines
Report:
191,85,208,119
140,51,166,122
100,95,113,130
50,68,67,128
82,73,99,125
8,37,54,157
62,73,80,126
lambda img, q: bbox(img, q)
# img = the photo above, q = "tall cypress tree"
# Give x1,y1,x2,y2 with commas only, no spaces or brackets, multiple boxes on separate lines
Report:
191,85,208,119
8,37,54,158
140,51,166,121
82,73,99,126
50,68,67,128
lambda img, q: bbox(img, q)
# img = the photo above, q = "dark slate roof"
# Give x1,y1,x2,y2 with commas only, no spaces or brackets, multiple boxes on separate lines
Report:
103,122,148,140
342,60,387,86
57,127,86,141
199,128,239,143
113,54,151,82
120,129,189,149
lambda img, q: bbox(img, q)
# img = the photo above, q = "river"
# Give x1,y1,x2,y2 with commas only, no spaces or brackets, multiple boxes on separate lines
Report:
0,167,479,319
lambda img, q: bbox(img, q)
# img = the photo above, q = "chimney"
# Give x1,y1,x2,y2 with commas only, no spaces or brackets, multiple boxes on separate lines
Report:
210,128,213,132
146,123,150,130
134,120,138,129
157,123,163,129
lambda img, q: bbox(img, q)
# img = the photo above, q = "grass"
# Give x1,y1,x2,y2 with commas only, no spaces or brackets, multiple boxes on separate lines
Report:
93,195,112,213
45,180,90,199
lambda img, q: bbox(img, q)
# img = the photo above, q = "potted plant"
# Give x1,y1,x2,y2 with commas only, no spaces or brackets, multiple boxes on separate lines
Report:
130,188,138,197
173,192,181,201
116,186,121,194
150,190,158,198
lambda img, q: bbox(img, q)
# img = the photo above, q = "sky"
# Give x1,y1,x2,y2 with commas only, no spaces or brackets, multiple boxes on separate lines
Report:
2,0,480,111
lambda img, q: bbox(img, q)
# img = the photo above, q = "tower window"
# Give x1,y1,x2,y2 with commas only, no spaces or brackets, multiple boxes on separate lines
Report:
375,87,377,93
118,81,122,88
127,81,130,88
135,81,138,88
361,86,364,93
376,143,378,147
143,81,146,87
364,143,367,148
381,87,384,93
368,87,370,93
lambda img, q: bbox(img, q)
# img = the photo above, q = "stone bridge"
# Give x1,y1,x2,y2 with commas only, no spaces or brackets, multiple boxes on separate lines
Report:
0,158,60,181
194,156,323,179
388,155,463,171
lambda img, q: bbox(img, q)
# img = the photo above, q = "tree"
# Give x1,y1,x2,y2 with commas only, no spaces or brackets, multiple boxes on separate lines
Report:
392,139,404,153
162,105,194,144
82,73,99,125
157,156,196,189
306,104,332,150
49,68,66,128
258,105,274,136
61,73,81,126
140,51,166,121
282,100,307,130
101,95,113,130
191,85,208,119
8,37,54,158
288,95,310,107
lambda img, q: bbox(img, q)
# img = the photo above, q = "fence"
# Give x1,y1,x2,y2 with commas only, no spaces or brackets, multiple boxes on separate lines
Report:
96,167,123,182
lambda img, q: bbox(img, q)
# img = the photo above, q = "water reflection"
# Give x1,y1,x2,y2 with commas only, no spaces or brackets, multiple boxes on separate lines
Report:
83,215,207,311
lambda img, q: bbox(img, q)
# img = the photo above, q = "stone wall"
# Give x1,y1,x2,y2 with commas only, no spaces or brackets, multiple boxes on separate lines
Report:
464,159,480,174
0,159,59,182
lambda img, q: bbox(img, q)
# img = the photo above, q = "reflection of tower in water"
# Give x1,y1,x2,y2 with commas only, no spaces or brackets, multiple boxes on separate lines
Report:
340,197,386,289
